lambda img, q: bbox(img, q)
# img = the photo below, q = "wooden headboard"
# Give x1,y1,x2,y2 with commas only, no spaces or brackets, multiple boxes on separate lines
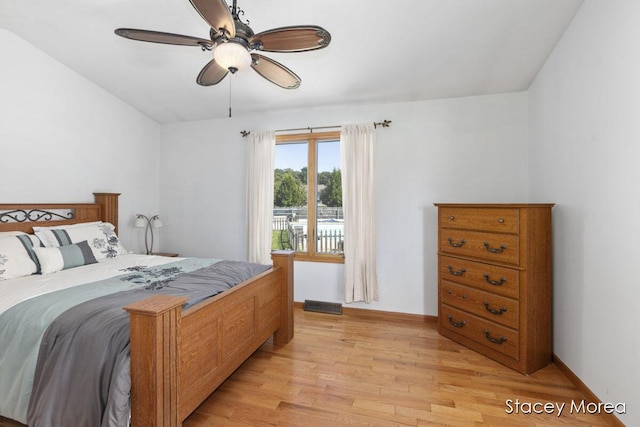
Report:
0,193,120,234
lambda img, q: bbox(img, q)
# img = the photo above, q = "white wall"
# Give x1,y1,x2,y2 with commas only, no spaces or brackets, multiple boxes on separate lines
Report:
4,5,635,420
0,29,161,252
159,92,529,315
528,1,639,423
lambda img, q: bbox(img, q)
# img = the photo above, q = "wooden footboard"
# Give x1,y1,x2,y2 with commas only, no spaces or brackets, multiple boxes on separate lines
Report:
0,193,293,427
124,250,295,427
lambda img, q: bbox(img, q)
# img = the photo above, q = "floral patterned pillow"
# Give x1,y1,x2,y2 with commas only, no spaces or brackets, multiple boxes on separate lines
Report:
0,235,41,280
33,222,128,260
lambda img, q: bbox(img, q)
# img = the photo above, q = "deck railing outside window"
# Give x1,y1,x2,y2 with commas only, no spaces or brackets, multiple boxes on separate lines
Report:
273,207,344,254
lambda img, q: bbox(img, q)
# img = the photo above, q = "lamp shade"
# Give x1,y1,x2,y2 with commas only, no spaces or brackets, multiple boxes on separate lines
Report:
214,41,252,71
133,215,146,228
151,217,163,228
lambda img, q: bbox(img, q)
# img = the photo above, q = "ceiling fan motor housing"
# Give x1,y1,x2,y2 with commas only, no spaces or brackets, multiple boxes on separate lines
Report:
211,18,254,50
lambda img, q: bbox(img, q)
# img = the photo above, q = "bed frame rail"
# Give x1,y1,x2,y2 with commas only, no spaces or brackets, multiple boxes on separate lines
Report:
124,250,294,427
0,193,294,427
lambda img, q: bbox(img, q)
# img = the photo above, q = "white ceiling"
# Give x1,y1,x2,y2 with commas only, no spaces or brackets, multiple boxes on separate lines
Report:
0,0,584,124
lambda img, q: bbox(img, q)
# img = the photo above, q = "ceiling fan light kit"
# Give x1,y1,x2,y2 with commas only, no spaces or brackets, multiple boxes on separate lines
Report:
214,42,251,72
114,0,331,88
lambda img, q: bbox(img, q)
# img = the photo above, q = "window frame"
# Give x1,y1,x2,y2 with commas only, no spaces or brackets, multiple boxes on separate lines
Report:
276,131,344,264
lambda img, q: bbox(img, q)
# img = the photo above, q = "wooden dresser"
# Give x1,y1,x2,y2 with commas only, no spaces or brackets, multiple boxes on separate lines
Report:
434,203,553,374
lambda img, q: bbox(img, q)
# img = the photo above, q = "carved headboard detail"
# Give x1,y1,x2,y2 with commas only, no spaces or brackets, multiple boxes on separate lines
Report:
0,193,120,234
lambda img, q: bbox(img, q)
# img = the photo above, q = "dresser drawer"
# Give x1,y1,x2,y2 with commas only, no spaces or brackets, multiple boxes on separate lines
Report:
439,230,520,266
440,280,518,329
440,304,519,360
438,255,519,299
439,207,519,234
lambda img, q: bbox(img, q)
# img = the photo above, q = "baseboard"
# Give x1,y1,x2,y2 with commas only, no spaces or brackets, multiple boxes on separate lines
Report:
552,353,625,427
294,301,437,324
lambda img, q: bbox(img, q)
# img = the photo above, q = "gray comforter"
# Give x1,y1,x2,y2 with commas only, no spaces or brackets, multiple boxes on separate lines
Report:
26,260,270,427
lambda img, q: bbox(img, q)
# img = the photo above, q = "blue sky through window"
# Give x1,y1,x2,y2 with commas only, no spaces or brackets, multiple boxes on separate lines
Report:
275,140,340,172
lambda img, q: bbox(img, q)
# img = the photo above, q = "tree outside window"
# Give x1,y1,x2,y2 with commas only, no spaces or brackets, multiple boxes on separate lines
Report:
272,131,343,263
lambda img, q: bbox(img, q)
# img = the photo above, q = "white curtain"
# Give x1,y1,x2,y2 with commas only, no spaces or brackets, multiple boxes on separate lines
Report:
340,124,378,303
246,130,275,264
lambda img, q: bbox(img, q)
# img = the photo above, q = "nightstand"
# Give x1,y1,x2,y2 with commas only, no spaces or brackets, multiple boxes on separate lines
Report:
153,252,179,257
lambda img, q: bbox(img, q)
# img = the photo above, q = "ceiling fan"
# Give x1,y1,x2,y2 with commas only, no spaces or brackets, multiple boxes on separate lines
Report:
114,0,331,90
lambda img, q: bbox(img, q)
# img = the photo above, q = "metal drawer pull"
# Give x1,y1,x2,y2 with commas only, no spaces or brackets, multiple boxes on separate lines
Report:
447,315,466,328
484,330,507,344
447,265,466,276
448,238,466,248
484,242,507,253
445,289,466,299
449,215,455,220
498,218,504,223
483,274,506,286
483,302,507,315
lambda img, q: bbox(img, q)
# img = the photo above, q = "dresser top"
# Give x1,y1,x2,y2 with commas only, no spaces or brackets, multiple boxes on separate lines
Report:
434,203,555,208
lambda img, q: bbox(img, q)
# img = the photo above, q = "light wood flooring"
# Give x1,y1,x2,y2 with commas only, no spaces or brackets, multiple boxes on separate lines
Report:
184,308,615,426
1,308,617,426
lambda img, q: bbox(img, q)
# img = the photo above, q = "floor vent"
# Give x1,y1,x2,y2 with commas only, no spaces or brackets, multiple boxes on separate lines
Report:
303,300,343,315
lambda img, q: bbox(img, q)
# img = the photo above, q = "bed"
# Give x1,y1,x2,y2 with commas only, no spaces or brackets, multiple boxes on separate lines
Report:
0,193,294,427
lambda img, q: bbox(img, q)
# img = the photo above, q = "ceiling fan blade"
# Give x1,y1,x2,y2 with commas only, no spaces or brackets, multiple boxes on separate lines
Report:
250,26,331,53
114,28,213,49
196,58,229,86
188,0,235,39
251,54,301,89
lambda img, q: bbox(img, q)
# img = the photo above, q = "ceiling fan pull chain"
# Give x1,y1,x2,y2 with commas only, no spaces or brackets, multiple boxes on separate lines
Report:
228,73,233,118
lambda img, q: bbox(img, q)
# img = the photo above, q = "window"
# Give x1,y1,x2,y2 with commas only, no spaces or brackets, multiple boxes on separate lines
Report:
272,131,343,263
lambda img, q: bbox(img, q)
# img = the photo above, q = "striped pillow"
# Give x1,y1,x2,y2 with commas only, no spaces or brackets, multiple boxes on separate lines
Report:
32,240,98,274
33,222,127,260
0,234,41,280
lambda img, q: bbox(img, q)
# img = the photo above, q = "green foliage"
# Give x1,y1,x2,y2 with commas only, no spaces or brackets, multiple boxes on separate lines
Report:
274,167,307,188
299,167,308,185
274,168,295,189
274,171,307,207
319,168,342,207
274,167,341,208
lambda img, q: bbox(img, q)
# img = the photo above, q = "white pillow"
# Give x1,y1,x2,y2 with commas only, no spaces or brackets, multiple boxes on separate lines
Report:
32,240,98,274
0,235,41,280
32,221,102,246
0,231,27,237
33,222,127,260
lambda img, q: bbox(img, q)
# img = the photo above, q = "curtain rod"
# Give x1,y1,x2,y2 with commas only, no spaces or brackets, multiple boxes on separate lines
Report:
240,120,391,137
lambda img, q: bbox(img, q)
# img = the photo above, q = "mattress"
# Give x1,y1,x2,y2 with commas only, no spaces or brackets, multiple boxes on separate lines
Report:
0,254,269,426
